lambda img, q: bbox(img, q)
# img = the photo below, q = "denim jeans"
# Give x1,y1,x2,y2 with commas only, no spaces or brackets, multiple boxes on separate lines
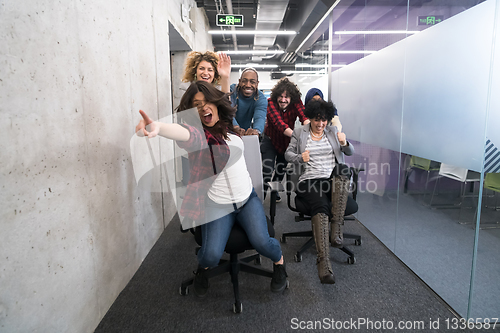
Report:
197,188,282,268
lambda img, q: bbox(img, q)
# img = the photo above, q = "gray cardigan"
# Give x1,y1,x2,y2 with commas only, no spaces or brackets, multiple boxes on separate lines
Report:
285,123,354,166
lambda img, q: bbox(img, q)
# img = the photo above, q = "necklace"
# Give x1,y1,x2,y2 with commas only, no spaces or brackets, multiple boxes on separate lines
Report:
310,129,324,139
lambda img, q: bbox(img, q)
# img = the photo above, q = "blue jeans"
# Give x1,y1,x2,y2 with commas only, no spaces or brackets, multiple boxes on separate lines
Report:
197,189,282,268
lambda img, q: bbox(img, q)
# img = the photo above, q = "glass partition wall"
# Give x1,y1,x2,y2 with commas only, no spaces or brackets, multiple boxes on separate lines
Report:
307,0,500,320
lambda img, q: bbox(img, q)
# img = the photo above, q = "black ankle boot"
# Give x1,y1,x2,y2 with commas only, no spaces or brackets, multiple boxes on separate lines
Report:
271,260,288,293
193,266,209,298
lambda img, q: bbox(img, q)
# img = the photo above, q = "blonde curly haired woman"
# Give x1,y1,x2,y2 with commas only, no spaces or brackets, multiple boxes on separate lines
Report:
182,51,231,93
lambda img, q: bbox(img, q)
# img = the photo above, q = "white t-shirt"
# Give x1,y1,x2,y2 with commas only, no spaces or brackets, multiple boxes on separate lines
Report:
208,134,253,204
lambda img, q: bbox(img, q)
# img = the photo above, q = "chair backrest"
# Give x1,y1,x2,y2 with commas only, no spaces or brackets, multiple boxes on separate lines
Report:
439,163,469,182
410,156,440,171
410,156,432,170
242,135,264,202
484,173,500,192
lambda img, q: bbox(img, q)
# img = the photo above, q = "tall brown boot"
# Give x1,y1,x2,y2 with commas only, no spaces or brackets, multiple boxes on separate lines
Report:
330,175,350,248
311,213,335,284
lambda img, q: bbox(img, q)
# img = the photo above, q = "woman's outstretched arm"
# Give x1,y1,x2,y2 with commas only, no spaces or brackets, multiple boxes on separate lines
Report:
136,110,190,141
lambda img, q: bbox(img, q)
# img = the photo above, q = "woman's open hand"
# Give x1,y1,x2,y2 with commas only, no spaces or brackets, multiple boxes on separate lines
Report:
136,110,160,138
217,52,231,79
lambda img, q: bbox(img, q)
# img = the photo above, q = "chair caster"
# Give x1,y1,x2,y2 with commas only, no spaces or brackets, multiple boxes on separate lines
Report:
179,286,189,296
280,235,286,243
294,253,302,262
233,302,243,314
355,239,362,246
347,257,356,265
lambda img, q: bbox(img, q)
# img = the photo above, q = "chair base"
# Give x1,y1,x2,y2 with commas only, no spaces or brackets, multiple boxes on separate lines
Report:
280,231,361,265
180,252,273,313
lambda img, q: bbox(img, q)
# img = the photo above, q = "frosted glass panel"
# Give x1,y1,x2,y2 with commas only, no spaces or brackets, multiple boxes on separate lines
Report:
331,44,405,152
470,0,500,320
332,0,495,172
402,1,495,172
329,0,499,319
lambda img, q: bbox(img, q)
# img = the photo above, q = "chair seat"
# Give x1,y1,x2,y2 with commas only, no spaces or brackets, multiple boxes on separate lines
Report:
294,195,358,217
194,217,275,254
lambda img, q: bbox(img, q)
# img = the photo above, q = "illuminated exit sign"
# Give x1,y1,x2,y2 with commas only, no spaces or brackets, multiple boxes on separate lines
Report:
216,14,244,27
418,15,444,26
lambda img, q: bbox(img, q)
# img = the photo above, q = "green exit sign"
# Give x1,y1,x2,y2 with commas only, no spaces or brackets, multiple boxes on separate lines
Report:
418,15,444,26
216,14,244,27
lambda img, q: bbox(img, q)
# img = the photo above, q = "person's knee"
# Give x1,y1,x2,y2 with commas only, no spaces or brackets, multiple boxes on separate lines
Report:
311,205,330,217
199,246,224,268
251,237,279,256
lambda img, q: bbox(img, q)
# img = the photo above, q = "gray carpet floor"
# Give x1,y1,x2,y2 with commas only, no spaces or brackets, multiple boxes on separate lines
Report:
358,189,500,321
94,197,488,333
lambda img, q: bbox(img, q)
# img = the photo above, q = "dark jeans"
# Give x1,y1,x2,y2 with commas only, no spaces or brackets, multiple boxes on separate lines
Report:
261,135,287,195
296,178,358,218
198,189,282,268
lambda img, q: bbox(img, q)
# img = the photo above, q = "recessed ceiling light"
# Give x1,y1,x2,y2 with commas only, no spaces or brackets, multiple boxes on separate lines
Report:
335,30,419,35
209,30,297,35
312,50,376,54
232,64,279,68
281,70,327,74
295,64,345,68
299,73,326,77
221,50,285,55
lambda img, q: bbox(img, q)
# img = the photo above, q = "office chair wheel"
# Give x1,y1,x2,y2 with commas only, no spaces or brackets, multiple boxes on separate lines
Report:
347,257,356,265
280,235,287,243
254,256,262,265
294,253,302,262
355,239,362,246
233,302,243,314
179,286,189,296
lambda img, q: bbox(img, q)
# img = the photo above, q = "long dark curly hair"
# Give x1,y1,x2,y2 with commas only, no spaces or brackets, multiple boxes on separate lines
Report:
270,77,301,105
176,81,236,140
304,99,337,123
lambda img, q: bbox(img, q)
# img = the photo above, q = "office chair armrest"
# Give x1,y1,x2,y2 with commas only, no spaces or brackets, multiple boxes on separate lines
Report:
266,181,284,226
349,167,365,201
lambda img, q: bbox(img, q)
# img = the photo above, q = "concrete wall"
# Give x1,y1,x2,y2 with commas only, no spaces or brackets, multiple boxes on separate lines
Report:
171,6,214,108
0,0,210,332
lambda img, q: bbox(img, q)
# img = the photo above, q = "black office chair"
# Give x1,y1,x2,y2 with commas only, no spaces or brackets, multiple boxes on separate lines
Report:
279,164,363,264
179,136,286,314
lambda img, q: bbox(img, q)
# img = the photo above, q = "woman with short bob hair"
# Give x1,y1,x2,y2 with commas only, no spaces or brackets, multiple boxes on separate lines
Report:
285,99,355,284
